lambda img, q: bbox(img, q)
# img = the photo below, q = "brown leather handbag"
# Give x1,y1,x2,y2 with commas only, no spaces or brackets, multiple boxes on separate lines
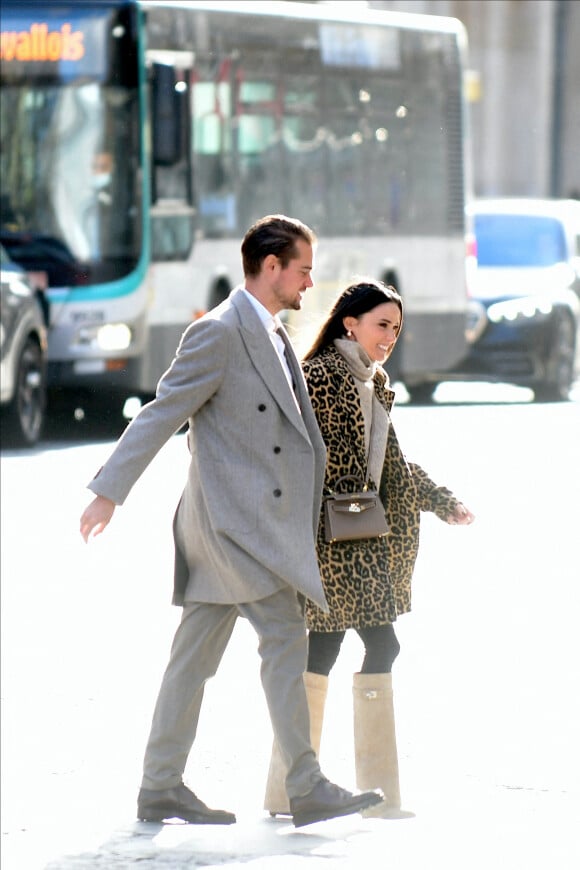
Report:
323,474,388,544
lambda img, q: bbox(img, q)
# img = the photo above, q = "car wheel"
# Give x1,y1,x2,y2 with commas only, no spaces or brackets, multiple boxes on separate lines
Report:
1,337,46,446
533,314,576,402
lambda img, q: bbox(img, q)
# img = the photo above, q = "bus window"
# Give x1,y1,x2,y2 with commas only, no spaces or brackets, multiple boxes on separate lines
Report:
150,60,195,259
190,67,236,237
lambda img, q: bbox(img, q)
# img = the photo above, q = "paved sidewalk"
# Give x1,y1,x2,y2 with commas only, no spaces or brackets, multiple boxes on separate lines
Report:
3,423,580,870
9,773,580,870
4,616,579,870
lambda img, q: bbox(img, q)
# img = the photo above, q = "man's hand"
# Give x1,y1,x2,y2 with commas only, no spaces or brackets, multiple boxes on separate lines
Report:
80,495,116,542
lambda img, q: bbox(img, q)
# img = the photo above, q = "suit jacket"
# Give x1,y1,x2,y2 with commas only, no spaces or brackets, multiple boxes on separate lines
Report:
88,288,328,610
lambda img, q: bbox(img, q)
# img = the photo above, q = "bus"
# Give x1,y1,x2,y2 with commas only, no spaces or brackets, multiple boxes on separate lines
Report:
0,0,472,422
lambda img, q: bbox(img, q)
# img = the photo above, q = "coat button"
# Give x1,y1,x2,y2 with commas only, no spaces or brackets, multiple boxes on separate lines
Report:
258,404,266,412
273,446,281,454
273,489,282,497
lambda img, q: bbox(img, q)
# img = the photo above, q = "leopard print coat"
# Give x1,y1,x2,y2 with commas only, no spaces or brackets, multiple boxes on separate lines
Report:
303,345,461,631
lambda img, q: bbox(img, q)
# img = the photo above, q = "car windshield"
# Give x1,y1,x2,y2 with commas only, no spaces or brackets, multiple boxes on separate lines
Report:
475,214,567,267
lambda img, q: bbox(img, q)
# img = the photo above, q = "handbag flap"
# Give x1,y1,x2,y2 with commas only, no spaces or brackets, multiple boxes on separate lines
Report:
327,495,378,514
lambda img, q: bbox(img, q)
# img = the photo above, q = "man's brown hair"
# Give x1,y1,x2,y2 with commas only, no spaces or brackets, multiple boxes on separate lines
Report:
241,214,317,277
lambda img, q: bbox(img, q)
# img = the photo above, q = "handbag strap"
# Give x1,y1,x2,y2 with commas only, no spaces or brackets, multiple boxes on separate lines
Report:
331,474,368,494
365,413,374,485
326,401,378,496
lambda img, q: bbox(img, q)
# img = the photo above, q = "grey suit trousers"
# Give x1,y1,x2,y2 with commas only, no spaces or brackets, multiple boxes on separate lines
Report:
141,587,323,799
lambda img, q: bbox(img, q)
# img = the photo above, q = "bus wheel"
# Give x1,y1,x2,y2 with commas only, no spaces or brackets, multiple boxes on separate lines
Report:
210,281,231,310
406,382,437,404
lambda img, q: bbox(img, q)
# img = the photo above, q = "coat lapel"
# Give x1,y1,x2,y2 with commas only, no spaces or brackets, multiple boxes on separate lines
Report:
232,291,309,437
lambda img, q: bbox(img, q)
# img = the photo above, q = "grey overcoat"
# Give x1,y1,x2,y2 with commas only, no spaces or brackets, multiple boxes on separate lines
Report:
88,288,328,610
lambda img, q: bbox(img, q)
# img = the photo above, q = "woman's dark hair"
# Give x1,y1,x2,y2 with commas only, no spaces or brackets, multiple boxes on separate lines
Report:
303,279,403,360
241,214,317,277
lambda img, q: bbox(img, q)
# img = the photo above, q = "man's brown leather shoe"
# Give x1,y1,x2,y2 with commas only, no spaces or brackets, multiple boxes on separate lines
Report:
290,779,383,827
137,783,236,824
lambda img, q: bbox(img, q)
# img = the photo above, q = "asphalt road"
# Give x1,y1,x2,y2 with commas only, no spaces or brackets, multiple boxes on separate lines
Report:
1,382,579,869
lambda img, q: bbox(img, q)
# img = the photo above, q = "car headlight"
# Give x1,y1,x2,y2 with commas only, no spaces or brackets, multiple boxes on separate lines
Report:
75,323,132,351
487,296,554,324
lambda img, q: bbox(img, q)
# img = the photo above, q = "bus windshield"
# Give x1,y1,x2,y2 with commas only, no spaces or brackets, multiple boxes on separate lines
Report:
0,2,142,288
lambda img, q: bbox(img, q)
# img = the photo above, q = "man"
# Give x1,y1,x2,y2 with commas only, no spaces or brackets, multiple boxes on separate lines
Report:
80,215,381,828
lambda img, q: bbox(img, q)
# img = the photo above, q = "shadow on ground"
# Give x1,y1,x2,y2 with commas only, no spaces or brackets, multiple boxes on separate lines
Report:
42,816,381,869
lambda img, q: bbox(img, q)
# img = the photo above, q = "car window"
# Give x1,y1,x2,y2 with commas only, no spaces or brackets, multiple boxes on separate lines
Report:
474,214,568,267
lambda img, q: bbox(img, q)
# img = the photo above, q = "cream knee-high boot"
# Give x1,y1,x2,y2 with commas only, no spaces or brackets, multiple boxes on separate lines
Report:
353,672,410,818
263,671,329,816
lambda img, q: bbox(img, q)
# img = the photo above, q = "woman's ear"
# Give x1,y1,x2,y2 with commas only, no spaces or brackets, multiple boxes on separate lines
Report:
343,316,356,335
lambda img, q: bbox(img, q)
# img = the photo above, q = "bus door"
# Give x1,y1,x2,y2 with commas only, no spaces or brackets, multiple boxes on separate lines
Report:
147,50,195,265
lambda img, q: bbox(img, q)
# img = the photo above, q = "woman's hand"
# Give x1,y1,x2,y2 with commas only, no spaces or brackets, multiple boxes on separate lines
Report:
447,503,475,525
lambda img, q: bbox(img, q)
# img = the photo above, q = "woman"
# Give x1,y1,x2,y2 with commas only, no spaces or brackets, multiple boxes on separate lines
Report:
264,279,474,818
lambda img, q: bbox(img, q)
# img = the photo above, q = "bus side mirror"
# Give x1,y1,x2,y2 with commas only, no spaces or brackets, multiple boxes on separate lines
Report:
151,63,183,166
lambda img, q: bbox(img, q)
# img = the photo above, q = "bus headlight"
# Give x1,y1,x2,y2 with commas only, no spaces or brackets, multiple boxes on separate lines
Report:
76,323,132,350
487,296,553,324
97,323,132,350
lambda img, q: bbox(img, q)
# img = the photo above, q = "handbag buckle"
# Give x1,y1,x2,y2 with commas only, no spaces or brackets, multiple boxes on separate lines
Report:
348,502,362,513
